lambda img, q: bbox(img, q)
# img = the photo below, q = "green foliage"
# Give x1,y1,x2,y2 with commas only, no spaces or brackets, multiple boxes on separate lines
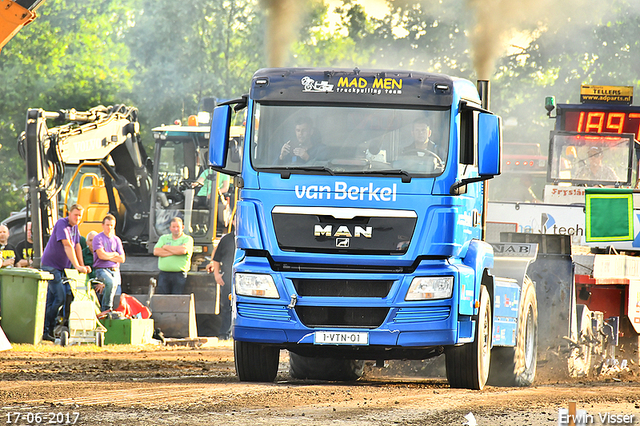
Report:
126,0,264,141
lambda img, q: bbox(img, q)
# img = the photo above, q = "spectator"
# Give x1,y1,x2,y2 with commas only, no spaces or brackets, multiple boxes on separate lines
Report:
41,204,91,342
0,224,16,268
207,223,235,340
92,215,125,312
153,217,193,294
15,222,34,268
192,168,231,227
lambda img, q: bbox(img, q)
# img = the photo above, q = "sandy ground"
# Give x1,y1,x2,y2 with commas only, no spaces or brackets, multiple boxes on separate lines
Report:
2,341,640,425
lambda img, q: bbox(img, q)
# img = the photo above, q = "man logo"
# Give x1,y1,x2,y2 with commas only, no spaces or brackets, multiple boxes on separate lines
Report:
336,238,350,248
314,225,373,238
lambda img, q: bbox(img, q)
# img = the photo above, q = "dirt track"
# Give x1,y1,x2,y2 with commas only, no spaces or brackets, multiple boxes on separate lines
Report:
2,342,640,425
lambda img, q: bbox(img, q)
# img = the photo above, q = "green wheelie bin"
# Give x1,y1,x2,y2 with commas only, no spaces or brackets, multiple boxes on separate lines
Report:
0,268,52,344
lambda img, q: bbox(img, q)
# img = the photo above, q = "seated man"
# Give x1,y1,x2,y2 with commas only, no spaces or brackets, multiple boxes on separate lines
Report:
573,146,618,182
394,118,444,173
276,116,328,164
403,118,442,158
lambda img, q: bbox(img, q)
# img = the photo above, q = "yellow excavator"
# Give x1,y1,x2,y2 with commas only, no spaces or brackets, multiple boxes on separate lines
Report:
1,0,43,52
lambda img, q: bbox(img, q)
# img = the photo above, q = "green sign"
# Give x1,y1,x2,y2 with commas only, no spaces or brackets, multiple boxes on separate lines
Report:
585,188,634,242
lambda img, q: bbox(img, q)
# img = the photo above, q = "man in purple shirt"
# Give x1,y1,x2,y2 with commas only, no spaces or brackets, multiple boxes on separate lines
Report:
92,214,125,312
41,204,91,341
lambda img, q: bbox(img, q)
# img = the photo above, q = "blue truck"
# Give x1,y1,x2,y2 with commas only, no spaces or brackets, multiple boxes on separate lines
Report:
208,67,539,390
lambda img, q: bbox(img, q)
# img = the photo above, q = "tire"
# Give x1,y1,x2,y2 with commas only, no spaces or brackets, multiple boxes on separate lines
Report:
234,340,280,382
488,276,538,387
60,330,69,347
289,352,364,381
96,332,104,348
445,285,492,390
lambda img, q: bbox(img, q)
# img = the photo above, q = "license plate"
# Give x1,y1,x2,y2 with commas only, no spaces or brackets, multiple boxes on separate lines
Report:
314,331,369,345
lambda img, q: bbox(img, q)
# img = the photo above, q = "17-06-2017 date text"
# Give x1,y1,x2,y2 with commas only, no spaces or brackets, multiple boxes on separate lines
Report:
6,412,80,424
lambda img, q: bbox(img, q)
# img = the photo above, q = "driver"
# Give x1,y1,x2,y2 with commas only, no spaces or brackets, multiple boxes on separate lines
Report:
394,118,444,172
276,116,327,164
573,146,618,182
402,118,440,158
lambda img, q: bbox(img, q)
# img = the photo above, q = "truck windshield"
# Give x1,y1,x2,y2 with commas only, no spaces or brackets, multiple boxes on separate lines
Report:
251,104,450,176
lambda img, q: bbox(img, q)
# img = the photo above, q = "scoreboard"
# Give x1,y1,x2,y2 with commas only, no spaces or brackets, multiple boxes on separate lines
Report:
558,104,640,140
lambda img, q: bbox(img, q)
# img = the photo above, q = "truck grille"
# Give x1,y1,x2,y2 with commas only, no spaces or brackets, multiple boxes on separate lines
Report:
295,306,389,328
292,279,393,297
392,306,451,323
237,303,292,322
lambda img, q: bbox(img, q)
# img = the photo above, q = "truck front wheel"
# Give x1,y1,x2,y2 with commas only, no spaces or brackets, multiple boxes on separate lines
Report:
445,285,492,390
234,340,280,382
488,276,538,386
289,352,364,381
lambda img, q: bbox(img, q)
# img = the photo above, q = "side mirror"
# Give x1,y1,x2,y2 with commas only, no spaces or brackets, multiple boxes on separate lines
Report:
209,105,232,168
477,113,501,176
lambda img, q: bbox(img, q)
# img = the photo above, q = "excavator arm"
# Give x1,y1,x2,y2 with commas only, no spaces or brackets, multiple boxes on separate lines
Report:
20,104,153,266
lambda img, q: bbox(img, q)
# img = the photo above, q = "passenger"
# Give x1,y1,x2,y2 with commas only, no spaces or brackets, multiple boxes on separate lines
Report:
92,215,125,312
574,146,618,182
15,222,34,268
0,224,16,268
206,218,235,340
153,217,194,294
276,116,327,164
41,204,91,342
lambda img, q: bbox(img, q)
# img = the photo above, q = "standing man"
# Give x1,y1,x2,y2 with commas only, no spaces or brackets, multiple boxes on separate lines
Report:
207,224,235,340
15,222,33,267
0,224,16,268
92,215,125,312
153,217,193,294
41,204,91,341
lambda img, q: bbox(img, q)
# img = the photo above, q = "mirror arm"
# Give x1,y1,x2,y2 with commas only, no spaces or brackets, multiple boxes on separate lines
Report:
449,175,493,195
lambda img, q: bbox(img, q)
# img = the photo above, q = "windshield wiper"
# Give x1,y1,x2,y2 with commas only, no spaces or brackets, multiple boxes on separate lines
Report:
260,166,335,178
342,169,412,183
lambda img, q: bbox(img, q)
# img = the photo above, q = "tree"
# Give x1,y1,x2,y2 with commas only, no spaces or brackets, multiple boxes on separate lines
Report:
126,0,265,141
0,0,136,220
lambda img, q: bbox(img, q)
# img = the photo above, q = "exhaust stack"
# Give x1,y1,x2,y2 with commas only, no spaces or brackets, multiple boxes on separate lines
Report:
477,80,490,110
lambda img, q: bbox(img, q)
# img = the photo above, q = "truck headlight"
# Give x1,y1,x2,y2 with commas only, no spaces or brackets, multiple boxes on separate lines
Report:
405,276,453,300
235,273,279,298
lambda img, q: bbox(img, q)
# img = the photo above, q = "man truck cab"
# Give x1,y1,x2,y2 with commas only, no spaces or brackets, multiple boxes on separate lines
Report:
208,68,537,390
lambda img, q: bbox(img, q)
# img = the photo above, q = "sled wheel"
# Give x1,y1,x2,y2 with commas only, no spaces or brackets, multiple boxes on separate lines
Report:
60,329,69,347
96,331,105,348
